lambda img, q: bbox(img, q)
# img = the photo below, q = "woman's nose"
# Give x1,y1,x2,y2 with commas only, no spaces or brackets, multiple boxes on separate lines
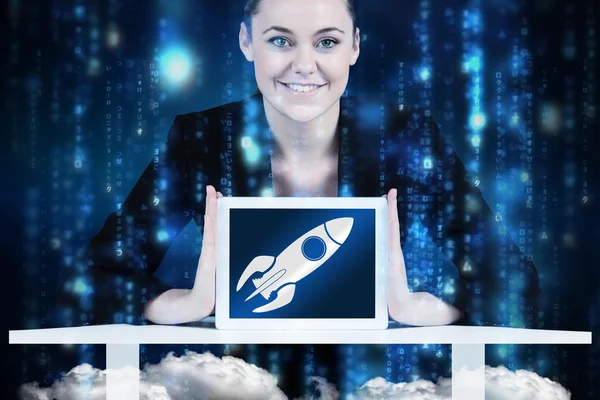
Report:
291,47,317,76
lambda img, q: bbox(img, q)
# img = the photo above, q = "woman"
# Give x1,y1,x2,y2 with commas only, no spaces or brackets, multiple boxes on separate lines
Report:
57,0,541,327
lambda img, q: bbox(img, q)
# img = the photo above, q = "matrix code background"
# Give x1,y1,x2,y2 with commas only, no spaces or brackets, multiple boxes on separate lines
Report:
3,0,599,399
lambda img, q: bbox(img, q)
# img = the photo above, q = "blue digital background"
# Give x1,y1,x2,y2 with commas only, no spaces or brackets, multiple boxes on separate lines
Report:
4,0,599,398
229,208,376,318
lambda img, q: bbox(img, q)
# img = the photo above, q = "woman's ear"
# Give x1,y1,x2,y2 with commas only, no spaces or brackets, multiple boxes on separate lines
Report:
239,22,255,62
350,27,361,66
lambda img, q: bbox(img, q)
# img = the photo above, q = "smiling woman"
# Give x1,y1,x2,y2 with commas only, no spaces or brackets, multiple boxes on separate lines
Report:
240,0,359,124
57,0,542,329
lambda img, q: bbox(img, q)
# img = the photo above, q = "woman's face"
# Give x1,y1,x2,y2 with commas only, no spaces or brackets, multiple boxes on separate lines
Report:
239,0,360,123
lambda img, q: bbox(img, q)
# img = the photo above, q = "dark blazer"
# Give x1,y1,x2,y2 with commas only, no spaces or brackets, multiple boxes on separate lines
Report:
57,93,542,327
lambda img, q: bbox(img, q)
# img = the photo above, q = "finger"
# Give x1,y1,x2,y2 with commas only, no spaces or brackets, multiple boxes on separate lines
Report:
201,191,217,259
210,194,218,254
194,213,217,314
200,203,215,264
387,189,394,226
388,189,398,236
205,185,215,217
217,191,223,198
388,189,402,263
390,189,401,255
392,188,398,224
196,202,217,294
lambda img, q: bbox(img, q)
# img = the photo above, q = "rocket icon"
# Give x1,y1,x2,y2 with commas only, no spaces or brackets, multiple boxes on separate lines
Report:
236,217,354,313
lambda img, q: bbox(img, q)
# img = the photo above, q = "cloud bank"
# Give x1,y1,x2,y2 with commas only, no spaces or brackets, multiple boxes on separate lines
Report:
346,376,452,400
18,354,570,400
485,365,571,400
142,351,287,400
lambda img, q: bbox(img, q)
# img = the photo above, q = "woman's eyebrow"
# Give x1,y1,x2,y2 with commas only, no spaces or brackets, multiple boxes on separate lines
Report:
262,26,345,36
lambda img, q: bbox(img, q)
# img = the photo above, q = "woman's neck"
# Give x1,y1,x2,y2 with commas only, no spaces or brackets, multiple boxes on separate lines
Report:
262,98,340,162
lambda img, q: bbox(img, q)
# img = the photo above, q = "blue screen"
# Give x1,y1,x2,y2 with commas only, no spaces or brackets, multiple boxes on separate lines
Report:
229,208,376,319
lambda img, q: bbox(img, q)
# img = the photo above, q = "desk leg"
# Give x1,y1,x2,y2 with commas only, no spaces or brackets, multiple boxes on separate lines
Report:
452,343,485,400
106,343,140,400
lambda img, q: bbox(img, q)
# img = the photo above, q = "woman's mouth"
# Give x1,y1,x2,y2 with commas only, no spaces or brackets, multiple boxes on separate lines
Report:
279,82,327,97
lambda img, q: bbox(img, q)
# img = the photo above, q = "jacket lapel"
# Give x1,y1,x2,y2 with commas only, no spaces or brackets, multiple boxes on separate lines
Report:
339,96,394,198
228,94,273,197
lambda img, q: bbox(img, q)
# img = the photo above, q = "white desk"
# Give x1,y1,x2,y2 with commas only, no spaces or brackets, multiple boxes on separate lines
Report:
9,321,591,400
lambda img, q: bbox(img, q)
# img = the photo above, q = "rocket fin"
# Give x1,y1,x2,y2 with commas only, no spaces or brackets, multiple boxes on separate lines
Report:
236,255,275,291
245,269,286,301
252,284,296,313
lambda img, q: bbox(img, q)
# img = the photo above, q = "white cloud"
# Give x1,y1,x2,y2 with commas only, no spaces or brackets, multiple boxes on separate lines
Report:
18,352,287,400
17,359,571,400
142,351,287,400
485,365,571,400
17,364,166,400
346,366,570,400
293,376,340,400
346,376,452,400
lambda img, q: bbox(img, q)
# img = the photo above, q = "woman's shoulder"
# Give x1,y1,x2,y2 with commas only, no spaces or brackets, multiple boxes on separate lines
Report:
169,97,250,156
177,97,246,127
344,95,444,147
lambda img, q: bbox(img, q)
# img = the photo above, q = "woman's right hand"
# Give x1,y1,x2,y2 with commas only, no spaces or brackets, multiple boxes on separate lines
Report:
143,185,222,324
189,185,222,317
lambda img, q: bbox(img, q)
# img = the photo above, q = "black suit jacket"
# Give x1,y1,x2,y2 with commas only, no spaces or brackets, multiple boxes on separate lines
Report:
57,93,542,327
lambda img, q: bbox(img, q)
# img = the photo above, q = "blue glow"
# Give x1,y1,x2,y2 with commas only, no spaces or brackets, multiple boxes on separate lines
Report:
468,160,479,172
464,56,481,73
357,103,384,128
241,136,260,164
420,68,431,81
244,123,258,138
157,230,169,241
443,283,455,294
423,157,432,169
75,104,84,115
245,100,259,118
73,278,90,294
245,146,260,164
340,184,352,197
470,112,486,130
160,47,192,84
471,135,481,147
74,6,86,18
241,136,253,148
463,10,482,31
564,174,575,187
261,188,273,197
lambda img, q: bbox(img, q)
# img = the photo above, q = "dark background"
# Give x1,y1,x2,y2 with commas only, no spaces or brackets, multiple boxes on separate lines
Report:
3,0,599,398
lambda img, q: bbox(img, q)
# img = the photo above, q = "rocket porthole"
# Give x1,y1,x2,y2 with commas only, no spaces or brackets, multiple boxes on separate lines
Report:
301,236,327,261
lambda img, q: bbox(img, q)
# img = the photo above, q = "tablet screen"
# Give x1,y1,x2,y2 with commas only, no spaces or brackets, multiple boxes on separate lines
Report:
229,208,376,319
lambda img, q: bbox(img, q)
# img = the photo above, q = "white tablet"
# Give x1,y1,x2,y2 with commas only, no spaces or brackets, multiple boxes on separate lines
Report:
215,197,389,330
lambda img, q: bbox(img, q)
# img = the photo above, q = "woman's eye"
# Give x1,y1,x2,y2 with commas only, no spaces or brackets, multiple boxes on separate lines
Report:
269,37,338,49
319,38,338,48
270,37,290,47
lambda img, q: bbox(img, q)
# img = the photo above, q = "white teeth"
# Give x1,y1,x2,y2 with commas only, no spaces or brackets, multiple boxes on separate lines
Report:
285,83,323,92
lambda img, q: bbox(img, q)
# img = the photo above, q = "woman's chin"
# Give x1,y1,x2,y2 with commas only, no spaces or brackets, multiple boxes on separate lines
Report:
286,107,323,123
263,92,339,123
286,100,341,122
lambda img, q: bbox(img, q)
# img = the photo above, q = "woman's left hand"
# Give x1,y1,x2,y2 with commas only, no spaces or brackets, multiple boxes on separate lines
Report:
385,188,463,326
